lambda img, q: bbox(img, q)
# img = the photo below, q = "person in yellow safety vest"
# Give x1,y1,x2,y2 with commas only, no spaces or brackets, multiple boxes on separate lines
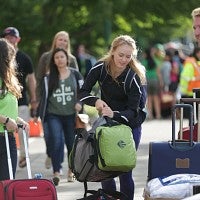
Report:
179,47,200,97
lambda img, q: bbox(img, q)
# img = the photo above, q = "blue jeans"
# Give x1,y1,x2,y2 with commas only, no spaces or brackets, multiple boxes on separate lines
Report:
101,126,142,200
46,113,75,173
0,135,17,181
43,122,65,164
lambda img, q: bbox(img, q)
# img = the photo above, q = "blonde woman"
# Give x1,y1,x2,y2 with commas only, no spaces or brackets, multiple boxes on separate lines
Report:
36,31,79,170
78,35,147,200
37,31,79,97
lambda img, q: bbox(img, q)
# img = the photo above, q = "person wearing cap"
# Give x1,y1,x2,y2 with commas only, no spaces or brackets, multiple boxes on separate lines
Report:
192,7,200,47
2,27,37,168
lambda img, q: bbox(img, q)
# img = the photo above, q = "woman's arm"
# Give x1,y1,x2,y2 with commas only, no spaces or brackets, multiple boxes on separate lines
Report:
78,62,103,106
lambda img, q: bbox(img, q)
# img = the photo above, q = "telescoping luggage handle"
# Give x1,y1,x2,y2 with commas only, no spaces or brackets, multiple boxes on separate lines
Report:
4,126,14,179
192,88,200,123
4,124,32,180
172,104,193,147
179,97,200,141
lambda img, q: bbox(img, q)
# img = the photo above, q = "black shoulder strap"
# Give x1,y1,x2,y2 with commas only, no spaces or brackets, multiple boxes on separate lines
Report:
99,62,107,85
124,68,134,95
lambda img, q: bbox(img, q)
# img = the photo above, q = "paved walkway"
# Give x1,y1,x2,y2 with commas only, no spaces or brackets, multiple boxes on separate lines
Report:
15,118,179,200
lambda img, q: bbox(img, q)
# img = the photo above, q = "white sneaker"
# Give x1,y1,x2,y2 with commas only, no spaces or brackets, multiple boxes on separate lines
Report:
45,156,52,169
60,168,63,176
67,169,75,182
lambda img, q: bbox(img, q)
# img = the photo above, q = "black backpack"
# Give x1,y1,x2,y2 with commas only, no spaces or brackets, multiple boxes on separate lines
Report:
77,188,128,200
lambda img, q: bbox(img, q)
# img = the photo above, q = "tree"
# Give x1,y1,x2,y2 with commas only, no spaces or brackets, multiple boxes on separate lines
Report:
0,0,199,67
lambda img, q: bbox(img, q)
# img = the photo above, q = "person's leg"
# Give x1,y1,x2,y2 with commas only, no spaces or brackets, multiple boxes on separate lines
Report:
62,114,76,160
119,171,134,200
147,95,153,119
153,95,161,119
10,135,17,178
59,132,65,175
46,114,64,185
18,105,30,168
43,121,51,157
43,121,63,171
101,178,116,191
62,114,76,181
43,121,52,169
147,80,154,119
152,79,161,119
132,126,142,150
0,136,9,181
0,135,17,181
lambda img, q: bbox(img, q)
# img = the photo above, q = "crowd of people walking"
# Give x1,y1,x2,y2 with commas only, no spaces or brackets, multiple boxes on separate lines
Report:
0,6,200,200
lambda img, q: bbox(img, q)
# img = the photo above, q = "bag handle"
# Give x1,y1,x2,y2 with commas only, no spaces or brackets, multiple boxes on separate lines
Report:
103,116,120,126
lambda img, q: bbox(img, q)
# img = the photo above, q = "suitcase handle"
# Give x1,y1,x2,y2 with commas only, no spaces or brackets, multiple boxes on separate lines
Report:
172,104,193,147
4,124,23,180
180,97,200,124
5,124,32,180
20,125,32,179
180,98,200,104
180,98,200,141
193,88,200,93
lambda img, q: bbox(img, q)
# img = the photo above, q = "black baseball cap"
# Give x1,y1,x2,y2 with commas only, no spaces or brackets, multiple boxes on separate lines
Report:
1,27,20,38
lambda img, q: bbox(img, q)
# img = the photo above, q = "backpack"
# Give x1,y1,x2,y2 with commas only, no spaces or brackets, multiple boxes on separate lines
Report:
98,63,147,128
95,118,136,172
69,117,136,183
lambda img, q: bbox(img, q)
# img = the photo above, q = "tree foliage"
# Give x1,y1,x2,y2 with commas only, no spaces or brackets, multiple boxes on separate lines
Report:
0,0,199,67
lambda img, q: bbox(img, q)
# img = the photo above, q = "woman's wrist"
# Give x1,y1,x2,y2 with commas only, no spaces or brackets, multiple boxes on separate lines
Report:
4,117,9,125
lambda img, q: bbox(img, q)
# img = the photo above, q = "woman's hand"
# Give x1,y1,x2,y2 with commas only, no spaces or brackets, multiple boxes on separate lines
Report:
75,103,82,112
22,121,30,134
95,99,108,114
16,117,30,134
101,106,114,118
5,118,18,132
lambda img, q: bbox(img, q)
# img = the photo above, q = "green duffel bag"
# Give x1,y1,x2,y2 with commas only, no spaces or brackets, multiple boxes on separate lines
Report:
95,118,136,172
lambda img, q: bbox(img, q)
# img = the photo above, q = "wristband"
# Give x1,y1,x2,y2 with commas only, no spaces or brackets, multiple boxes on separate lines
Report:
4,117,9,125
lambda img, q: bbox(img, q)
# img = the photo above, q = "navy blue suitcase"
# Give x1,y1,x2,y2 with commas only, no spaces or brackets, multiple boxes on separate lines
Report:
148,104,200,181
